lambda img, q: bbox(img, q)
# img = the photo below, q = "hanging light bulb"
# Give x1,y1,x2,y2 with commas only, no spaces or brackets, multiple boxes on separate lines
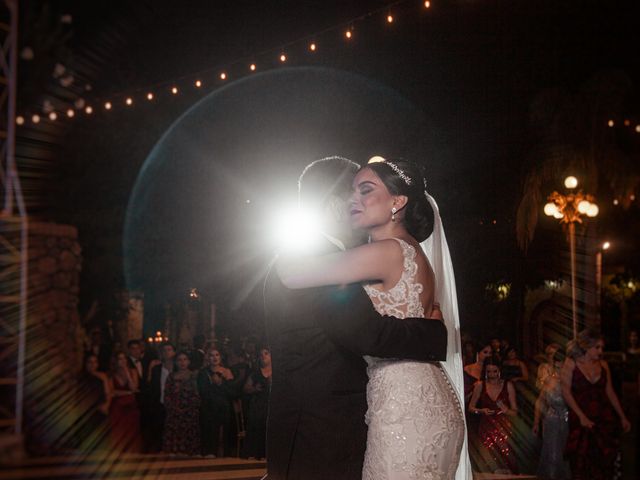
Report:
85,106,93,114
195,80,202,87
16,116,24,125
32,114,40,124
49,111,57,121
250,63,256,71
147,92,154,100
126,97,133,106
66,109,75,118
607,119,614,127
171,86,178,94
280,53,287,62
105,101,112,110
345,29,353,39
424,1,431,8
220,72,227,80
387,14,394,23
309,42,317,51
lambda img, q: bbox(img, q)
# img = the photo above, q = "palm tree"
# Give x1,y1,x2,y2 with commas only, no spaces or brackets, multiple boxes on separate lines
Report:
516,70,640,251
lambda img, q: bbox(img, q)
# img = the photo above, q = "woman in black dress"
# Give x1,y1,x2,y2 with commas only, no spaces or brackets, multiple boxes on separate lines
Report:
198,348,234,457
243,346,272,459
75,354,111,451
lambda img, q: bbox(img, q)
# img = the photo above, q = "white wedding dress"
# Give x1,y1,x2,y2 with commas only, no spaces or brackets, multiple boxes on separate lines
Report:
362,238,466,480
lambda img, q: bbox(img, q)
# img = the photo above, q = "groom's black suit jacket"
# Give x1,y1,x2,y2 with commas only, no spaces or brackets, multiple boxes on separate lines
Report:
263,241,448,480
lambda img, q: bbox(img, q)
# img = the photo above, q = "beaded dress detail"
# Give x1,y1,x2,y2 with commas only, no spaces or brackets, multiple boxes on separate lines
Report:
362,238,465,480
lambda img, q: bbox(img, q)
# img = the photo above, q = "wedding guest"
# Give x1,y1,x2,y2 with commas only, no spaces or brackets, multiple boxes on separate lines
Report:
243,346,272,459
501,347,529,384
533,348,570,479
464,343,493,402
469,358,518,475
198,348,234,457
622,329,640,460
463,341,476,366
142,342,176,452
537,343,561,390
163,351,201,455
75,354,111,451
490,337,503,363
85,327,112,372
109,351,141,452
190,334,206,371
561,329,631,479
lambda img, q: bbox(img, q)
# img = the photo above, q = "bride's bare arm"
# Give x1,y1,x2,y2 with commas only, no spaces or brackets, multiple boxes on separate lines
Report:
276,240,404,289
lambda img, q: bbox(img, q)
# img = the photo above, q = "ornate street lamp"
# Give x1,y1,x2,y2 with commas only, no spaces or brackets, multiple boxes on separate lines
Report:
544,176,599,338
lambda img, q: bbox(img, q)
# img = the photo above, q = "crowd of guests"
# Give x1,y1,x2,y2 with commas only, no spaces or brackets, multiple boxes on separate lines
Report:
75,325,638,478
462,329,637,479
74,331,271,459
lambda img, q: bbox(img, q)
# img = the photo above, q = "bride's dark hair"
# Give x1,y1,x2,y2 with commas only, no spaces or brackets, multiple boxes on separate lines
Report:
365,159,434,242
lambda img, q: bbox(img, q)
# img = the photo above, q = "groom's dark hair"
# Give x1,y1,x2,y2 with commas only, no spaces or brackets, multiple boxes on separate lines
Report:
298,156,360,209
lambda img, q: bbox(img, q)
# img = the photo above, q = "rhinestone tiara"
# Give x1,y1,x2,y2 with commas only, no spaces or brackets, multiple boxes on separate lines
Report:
384,161,412,186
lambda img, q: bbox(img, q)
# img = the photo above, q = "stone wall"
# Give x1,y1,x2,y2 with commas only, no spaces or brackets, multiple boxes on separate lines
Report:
25,222,83,453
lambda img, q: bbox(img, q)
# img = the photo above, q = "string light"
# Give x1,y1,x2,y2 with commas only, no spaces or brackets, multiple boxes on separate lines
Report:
125,97,133,106
15,116,24,125
250,63,256,71
607,119,614,127
220,72,227,80
387,14,394,23
345,29,353,39
85,106,93,114
104,101,112,110
280,53,287,62
32,114,40,124
309,42,317,51
147,92,154,100
171,86,178,95
66,109,75,118
49,112,57,121
195,80,202,87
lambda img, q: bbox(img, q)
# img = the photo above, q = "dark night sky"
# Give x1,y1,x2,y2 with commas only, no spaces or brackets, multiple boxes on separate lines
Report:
16,0,640,336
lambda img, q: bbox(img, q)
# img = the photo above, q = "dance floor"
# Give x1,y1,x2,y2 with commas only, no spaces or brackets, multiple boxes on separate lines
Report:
0,453,547,479
0,453,266,480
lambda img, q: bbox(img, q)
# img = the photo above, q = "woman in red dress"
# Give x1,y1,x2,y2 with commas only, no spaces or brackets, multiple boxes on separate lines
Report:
468,357,519,475
561,329,631,479
108,351,141,452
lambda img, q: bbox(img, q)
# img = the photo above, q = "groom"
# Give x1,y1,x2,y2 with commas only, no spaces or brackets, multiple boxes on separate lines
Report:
263,156,448,480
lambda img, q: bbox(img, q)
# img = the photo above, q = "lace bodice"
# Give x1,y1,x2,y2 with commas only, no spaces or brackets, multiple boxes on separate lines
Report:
361,238,465,480
363,238,425,319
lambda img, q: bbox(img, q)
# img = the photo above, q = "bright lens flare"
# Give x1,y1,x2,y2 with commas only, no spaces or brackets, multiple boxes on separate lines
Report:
272,208,322,252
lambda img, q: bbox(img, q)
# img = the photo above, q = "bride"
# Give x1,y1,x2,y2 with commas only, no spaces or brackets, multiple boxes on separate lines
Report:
277,158,471,479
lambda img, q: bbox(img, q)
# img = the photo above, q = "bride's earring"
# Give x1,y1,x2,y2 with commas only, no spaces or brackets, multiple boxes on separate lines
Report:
391,207,397,222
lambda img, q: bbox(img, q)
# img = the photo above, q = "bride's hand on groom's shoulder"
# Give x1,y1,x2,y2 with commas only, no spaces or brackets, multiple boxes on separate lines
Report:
428,303,443,321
